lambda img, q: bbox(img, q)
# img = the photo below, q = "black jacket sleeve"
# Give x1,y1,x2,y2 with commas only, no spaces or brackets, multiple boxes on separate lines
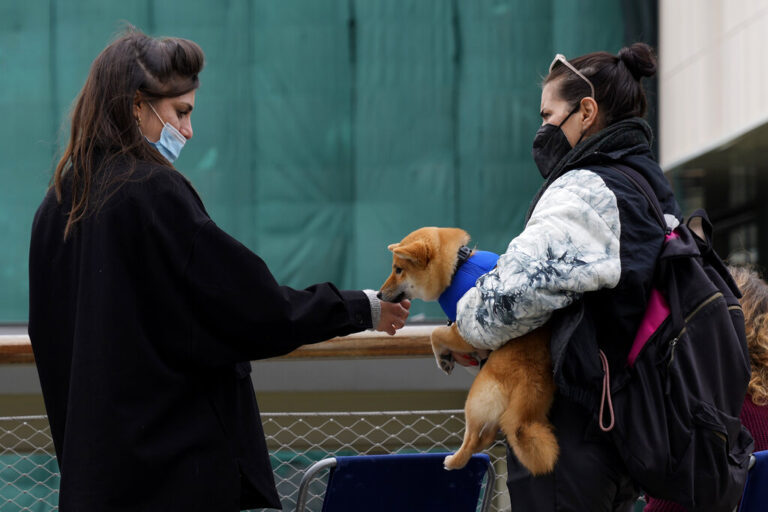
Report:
186,220,372,362
144,169,372,366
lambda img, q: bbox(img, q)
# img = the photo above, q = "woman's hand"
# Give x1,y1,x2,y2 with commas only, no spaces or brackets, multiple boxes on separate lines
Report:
377,299,411,335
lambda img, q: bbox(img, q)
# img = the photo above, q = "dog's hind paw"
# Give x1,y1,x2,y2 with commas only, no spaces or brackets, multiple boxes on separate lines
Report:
444,453,470,470
443,454,463,470
438,353,455,375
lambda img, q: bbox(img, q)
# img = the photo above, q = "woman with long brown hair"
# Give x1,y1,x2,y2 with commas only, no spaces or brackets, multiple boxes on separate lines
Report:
28,28,409,511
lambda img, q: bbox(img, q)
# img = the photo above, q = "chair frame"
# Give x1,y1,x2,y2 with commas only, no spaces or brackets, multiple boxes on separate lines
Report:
737,452,763,512
295,453,495,512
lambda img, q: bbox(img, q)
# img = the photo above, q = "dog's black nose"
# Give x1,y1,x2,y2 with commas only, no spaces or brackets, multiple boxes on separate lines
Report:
376,291,382,299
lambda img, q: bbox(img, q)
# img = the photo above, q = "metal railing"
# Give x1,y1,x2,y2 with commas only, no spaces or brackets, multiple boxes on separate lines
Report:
0,411,510,511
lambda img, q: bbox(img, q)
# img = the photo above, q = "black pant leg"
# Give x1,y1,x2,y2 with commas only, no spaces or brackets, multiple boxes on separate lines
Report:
505,394,639,512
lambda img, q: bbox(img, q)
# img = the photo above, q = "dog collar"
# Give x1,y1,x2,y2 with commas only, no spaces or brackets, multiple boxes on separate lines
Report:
447,246,472,287
438,249,499,322
456,245,471,266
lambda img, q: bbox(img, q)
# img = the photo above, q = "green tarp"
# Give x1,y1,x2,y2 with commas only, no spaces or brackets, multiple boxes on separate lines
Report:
0,0,650,322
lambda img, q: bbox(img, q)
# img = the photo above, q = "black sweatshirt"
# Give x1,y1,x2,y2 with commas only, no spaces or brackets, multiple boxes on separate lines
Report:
28,159,371,511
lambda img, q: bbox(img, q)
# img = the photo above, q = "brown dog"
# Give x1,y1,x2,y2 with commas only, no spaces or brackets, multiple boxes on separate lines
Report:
379,227,558,474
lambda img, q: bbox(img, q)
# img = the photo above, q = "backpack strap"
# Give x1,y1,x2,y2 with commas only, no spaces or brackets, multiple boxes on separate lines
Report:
687,209,743,299
687,209,712,243
605,163,669,233
595,164,685,420
605,163,687,326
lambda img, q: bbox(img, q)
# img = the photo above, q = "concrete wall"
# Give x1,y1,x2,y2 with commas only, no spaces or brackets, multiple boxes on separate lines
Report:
0,356,475,415
659,0,768,170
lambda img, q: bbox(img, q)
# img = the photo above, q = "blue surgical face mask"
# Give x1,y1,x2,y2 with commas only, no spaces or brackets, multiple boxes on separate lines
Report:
144,103,186,163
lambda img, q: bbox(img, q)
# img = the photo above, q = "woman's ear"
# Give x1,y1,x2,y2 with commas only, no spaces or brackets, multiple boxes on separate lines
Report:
580,96,599,132
133,91,143,121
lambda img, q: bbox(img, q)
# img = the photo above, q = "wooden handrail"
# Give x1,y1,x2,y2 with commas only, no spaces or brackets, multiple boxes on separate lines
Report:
0,335,32,364
0,325,438,364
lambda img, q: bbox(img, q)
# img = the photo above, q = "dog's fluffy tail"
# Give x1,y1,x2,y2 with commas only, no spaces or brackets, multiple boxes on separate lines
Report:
502,413,559,476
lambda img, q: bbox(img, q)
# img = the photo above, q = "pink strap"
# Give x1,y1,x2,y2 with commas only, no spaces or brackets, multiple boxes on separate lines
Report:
627,289,670,367
599,350,615,432
627,232,678,367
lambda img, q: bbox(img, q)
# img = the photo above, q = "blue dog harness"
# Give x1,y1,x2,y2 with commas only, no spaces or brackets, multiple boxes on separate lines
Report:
438,248,500,322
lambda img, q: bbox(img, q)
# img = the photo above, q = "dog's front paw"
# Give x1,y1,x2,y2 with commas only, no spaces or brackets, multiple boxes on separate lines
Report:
438,352,455,375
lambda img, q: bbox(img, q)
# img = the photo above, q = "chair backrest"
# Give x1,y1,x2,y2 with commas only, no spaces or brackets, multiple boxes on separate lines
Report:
738,450,768,511
295,452,494,512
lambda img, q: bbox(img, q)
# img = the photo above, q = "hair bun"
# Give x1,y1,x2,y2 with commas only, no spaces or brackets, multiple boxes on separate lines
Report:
618,42,657,80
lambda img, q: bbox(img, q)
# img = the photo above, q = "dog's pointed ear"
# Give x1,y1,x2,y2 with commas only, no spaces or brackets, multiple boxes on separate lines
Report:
392,240,431,267
387,243,399,252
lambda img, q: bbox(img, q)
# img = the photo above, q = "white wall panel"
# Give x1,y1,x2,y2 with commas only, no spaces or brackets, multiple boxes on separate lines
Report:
660,0,768,168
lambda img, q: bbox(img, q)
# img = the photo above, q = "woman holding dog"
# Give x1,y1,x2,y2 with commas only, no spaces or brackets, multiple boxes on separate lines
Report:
27,28,410,511
455,43,682,510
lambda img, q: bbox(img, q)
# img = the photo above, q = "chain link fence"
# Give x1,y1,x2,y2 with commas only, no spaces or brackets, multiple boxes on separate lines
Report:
0,411,509,511
262,410,508,511
0,416,58,512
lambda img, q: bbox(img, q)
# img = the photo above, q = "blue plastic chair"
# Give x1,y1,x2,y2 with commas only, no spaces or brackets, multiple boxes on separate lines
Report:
738,450,768,511
294,452,494,512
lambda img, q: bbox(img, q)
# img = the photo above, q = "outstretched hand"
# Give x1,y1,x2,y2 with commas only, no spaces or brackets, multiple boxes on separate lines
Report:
377,299,411,335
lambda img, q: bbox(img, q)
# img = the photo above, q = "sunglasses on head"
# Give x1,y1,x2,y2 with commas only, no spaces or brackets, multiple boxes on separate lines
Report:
549,54,595,99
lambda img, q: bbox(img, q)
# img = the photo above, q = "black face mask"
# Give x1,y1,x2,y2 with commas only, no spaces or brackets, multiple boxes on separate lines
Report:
531,105,581,179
